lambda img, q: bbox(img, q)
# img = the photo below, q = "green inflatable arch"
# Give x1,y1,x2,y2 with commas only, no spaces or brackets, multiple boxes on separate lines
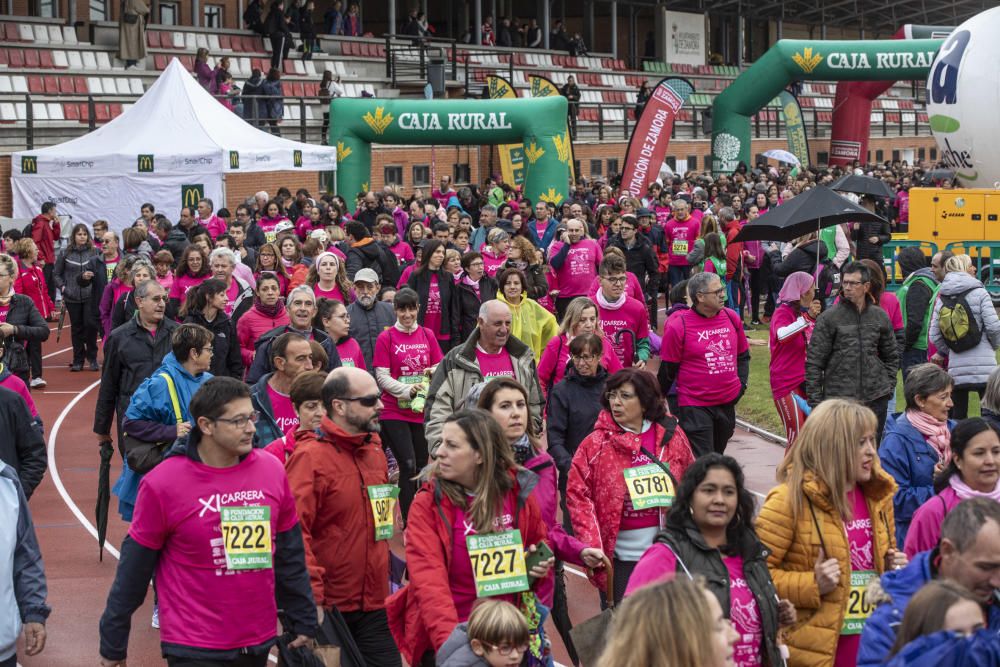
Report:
710,38,943,175
329,97,572,206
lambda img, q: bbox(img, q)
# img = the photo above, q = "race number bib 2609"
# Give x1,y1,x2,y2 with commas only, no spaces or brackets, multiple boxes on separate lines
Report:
466,529,529,598
220,505,272,570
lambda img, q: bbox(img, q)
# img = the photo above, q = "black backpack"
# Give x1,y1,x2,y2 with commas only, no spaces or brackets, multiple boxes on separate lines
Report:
937,287,983,353
375,242,401,287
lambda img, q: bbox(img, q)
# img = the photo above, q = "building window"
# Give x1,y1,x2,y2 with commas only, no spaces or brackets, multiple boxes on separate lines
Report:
664,156,676,170
159,1,178,24
704,155,712,170
918,147,926,161
412,165,430,187
590,159,603,177
384,166,403,186
817,151,829,165
891,150,900,163
930,147,937,160
453,163,470,184
686,155,697,171
89,0,107,20
606,158,619,177
875,149,884,163
36,0,56,17
203,4,223,28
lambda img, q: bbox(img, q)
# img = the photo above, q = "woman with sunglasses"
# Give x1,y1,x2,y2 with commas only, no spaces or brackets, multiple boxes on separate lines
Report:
567,368,695,607
625,453,796,666
373,288,443,521
388,409,554,666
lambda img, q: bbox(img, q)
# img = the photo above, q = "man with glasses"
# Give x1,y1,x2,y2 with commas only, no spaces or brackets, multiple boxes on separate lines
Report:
595,254,650,369
245,286,341,384
348,269,395,371
251,333,315,446
805,261,898,441
99,377,317,667
660,271,750,457
285,367,401,667
94,280,178,459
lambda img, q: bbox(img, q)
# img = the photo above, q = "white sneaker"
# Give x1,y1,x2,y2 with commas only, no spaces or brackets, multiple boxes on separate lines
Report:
30,377,46,388
151,605,159,629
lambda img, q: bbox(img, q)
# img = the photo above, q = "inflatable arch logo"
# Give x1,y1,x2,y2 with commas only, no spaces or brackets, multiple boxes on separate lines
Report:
329,97,572,204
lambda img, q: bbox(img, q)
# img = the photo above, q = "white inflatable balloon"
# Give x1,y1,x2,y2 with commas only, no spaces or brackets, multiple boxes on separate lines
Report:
926,7,1000,188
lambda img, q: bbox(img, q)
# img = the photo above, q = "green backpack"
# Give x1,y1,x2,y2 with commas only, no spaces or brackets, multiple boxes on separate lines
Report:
937,287,983,353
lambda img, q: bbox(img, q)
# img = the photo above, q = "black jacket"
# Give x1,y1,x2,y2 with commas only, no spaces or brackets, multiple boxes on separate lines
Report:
264,5,291,37
609,235,658,290
456,273,498,344
345,238,396,283
162,228,189,265
183,310,244,379
407,268,459,341
853,219,892,263
902,268,938,351
245,325,342,385
110,291,138,333
772,240,828,279
656,518,784,667
546,365,607,472
497,260,547,301
244,220,266,251
98,435,317,662
347,299,394,370
54,245,99,303
93,317,178,439
0,385,45,498
2,293,49,346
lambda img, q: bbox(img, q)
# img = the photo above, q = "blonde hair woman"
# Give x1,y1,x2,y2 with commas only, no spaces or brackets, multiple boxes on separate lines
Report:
757,399,906,667
598,576,737,667
537,296,622,395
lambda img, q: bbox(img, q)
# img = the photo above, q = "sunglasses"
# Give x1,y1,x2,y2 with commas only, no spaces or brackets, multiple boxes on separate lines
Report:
339,394,381,407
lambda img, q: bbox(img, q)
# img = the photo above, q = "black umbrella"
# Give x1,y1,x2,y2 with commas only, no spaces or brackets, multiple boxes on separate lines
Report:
830,173,895,199
96,439,114,561
733,185,887,243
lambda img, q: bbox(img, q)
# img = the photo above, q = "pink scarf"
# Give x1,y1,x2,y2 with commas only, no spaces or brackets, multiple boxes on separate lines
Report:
906,409,952,461
595,289,626,311
949,474,1000,502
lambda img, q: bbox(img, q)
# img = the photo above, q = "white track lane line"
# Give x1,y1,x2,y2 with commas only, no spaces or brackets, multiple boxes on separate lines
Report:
47,379,120,559
42,346,72,359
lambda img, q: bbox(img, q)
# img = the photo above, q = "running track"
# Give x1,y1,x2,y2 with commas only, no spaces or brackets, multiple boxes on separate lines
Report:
15,335,787,666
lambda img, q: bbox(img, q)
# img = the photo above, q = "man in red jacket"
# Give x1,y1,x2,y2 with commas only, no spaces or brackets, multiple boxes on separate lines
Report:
30,202,61,304
285,367,401,667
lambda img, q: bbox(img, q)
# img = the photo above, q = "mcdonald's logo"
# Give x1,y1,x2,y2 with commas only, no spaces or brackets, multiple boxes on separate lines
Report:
293,150,302,168
137,154,154,173
229,151,240,169
21,156,37,174
181,184,205,209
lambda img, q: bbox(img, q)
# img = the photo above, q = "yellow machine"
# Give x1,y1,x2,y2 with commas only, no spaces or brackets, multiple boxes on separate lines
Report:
904,187,1000,246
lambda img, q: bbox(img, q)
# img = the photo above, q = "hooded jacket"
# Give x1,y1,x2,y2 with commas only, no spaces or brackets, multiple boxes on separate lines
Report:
805,297,898,405
546,365,608,470
886,628,1000,666
182,310,244,379
756,467,897,667
15,260,54,319
495,291,558,362
929,271,1000,387
386,470,549,661
424,330,543,455
345,237,392,282
235,304,290,370
566,410,695,591
54,244,99,303
455,274,498,344
30,214,59,265
347,299,394,370
878,412,957,547
436,624,490,667
284,416,391,611
121,351,213,443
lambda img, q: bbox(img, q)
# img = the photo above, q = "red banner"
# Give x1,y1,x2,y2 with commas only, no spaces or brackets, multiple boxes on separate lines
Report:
620,78,693,198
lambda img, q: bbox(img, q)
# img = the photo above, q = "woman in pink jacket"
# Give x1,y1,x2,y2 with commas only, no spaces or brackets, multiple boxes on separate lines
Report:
235,274,289,371
567,367,695,606
905,417,1000,557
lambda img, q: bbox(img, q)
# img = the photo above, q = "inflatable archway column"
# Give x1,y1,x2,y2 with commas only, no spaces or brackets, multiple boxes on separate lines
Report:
829,25,952,166
711,38,943,175
329,97,572,206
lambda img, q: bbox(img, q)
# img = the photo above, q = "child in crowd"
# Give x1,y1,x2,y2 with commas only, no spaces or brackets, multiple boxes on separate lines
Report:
437,599,531,667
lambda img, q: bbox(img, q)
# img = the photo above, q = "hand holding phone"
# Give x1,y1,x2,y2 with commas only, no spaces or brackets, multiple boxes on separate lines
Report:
525,541,555,580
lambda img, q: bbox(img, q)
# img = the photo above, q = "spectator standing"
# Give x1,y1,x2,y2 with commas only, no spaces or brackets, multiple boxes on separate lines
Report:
635,81,650,119
194,48,213,90
323,0,343,34
243,0,264,33
241,68,266,127
852,195,892,263
54,224,100,371
660,272,749,457
117,0,149,68
261,68,285,136
29,202,60,305
406,240,458,352
265,0,292,70
524,18,541,47
342,2,361,35
594,254,650,369
14,239,54,384
347,269,394,370
299,0,318,59
561,75,580,139
929,253,1000,419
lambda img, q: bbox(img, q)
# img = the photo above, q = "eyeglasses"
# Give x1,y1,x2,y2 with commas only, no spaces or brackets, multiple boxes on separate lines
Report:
483,643,529,657
338,394,381,407
842,279,867,287
199,347,214,356
606,390,636,402
142,295,168,303
572,353,599,363
699,288,727,297
213,412,259,428
602,276,627,284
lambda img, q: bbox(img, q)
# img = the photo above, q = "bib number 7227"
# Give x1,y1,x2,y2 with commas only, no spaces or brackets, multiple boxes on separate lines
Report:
466,530,529,597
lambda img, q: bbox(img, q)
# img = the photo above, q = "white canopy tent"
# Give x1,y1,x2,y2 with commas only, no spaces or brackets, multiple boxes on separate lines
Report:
11,58,336,232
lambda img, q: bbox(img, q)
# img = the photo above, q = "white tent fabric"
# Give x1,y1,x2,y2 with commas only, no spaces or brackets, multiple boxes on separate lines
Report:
11,58,336,228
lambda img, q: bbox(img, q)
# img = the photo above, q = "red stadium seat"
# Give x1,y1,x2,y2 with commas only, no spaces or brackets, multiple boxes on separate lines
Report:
109,103,123,118
63,103,79,121
0,49,7,67
57,76,74,93
218,34,231,50
154,54,168,70
39,50,53,68
78,103,90,122
282,59,295,75
25,49,40,67
147,31,160,47
95,103,110,122
27,75,44,93
8,49,24,67
74,76,88,93
43,76,58,93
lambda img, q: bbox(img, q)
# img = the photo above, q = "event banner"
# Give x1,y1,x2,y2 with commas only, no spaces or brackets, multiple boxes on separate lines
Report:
662,10,706,66
527,74,575,185
484,75,526,188
620,77,694,198
779,90,810,169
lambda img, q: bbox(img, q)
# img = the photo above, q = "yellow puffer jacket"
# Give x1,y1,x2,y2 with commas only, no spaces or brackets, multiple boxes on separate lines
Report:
756,467,897,667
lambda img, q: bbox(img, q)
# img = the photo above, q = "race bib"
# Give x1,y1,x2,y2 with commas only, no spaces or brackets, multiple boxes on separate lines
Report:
397,374,423,409
220,505,272,570
623,464,675,510
368,484,399,541
841,570,876,635
671,240,689,255
467,530,530,598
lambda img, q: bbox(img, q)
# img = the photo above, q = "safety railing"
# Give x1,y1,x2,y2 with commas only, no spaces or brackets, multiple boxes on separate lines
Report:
944,241,1000,301
383,34,458,88
882,241,940,291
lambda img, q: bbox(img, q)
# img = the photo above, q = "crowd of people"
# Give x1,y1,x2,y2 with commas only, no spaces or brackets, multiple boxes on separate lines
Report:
2,157,999,667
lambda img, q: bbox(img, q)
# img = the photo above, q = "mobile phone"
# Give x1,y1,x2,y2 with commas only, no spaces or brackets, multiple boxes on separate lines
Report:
524,541,555,572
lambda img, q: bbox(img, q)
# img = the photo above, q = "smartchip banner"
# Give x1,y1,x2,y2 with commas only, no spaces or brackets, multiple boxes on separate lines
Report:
620,77,694,198
484,75,526,188
779,91,810,169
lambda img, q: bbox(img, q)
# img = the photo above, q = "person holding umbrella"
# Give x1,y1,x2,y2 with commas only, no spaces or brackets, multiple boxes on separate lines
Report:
852,195,892,263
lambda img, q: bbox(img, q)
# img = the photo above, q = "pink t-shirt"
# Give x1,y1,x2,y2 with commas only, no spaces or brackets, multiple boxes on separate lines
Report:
481,249,507,278
313,283,346,303
423,274,446,340
258,217,288,245
768,302,814,398
598,296,650,368
537,334,622,395
224,279,243,316
169,273,209,301
662,308,748,407
0,304,9,324
475,347,515,379
835,486,875,667
619,430,660,531
664,217,701,266
128,449,299,650
387,240,414,266
397,264,415,289
373,326,443,423
879,292,904,331
551,239,603,298
0,371,38,417
449,492,518,621
266,384,299,434
725,555,763,667
336,338,367,370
